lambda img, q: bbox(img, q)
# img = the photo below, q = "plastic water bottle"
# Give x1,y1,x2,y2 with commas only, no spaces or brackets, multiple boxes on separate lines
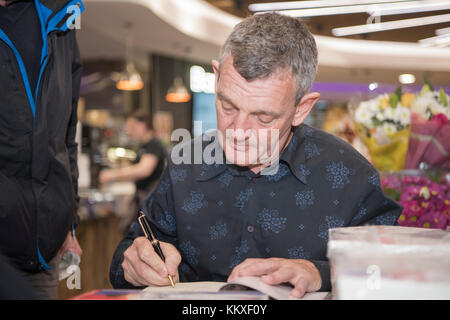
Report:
58,251,81,281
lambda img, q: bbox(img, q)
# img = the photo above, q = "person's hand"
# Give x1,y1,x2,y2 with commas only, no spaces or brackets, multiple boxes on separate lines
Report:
228,258,321,298
58,232,83,260
98,170,115,184
122,237,181,287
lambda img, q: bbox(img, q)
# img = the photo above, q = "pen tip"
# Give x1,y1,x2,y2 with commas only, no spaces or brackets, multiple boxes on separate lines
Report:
168,275,175,287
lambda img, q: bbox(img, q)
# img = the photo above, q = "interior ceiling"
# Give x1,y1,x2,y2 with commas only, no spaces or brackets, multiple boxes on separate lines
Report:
206,0,450,42
203,0,450,86
77,0,450,87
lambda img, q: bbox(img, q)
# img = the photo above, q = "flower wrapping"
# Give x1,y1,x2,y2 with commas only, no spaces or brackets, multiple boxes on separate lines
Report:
352,87,412,171
355,123,409,171
405,85,450,170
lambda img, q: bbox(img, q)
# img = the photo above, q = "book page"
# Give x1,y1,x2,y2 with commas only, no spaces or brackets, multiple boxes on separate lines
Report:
142,281,226,293
224,276,295,300
141,277,328,300
140,281,268,300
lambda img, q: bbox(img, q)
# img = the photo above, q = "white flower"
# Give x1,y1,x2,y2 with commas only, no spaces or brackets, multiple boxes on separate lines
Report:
366,99,380,113
411,91,443,118
382,122,397,135
376,111,386,122
383,107,395,121
429,101,446,116
394,107,411,127
355,104,374,128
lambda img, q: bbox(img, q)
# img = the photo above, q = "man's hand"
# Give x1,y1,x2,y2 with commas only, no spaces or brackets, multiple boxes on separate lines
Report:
228,258,322,298
122,237,181,287
58,232,83,260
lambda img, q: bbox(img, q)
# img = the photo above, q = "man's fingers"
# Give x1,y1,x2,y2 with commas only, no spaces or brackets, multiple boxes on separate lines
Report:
159,242,181,277
122,259,145,287
229,258,281,281
123,238,174,286
135,237,168,277
291,277,309,298
260,267,295,286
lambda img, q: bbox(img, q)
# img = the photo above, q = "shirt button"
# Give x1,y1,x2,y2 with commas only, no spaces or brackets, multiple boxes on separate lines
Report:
247,225,254,233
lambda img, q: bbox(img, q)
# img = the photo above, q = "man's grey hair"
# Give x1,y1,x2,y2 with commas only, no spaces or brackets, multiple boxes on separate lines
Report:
219,13,318,105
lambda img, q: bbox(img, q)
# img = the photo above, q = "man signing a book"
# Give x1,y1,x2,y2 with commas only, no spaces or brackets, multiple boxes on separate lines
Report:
110,13,402,297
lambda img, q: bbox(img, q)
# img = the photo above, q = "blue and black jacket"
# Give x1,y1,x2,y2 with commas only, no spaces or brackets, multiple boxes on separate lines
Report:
0,0,84,271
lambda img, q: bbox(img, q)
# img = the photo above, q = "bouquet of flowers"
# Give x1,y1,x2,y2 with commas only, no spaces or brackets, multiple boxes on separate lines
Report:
353,87,413,171
405,81,450,169
381,171,449,230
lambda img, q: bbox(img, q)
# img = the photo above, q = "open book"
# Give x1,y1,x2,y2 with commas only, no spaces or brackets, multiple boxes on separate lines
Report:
140,276,329,300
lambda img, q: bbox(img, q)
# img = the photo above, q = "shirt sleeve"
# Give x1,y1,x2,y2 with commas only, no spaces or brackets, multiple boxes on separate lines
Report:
142,139,167,162
348,170,403,227
109,164,177,288
316,163,403,292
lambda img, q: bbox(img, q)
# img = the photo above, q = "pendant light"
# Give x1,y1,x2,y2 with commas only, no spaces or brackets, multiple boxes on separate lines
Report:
166,59,191,103
116,23,144,91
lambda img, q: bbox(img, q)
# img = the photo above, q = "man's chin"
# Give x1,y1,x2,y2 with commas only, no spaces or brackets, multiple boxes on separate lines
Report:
223,152,261,168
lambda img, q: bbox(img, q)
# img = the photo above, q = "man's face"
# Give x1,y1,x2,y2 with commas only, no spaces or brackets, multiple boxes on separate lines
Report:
212,54,317,170
125,118,147,141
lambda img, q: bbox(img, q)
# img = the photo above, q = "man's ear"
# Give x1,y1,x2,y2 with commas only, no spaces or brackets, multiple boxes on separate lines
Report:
212,59,220,93
292,92,320,127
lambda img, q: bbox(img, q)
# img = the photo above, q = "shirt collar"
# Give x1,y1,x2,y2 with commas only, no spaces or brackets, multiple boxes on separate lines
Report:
195,132,229,182
280,124,309,185
195,124,311,184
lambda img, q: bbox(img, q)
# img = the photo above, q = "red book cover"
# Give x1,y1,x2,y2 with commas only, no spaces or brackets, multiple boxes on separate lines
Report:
71,289,142,300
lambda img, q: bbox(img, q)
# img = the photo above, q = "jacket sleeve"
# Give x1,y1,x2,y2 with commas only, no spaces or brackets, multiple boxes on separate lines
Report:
66,31,82,230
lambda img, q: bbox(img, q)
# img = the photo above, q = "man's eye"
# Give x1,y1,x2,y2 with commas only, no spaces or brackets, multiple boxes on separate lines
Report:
257,115,273,124
222,105,235,113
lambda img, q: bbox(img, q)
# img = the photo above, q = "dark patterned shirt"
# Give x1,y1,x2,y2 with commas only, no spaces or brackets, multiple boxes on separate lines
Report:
110,124,402,291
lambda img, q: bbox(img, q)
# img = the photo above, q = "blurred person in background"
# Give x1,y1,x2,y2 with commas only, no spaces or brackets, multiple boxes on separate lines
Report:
99,110,167,230
0,0,84,299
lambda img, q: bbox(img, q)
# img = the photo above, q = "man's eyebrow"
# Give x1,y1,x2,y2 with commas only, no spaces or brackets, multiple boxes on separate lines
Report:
254,109,278,117
217,91,237,107
217,91,279,117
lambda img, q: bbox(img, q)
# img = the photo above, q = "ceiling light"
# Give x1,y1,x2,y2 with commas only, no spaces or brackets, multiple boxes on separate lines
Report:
435,27,450,36
398,74,416,84
116,23,144,91
266,1,450,18
116,64,144,91
375,0,450,16
369,82,379,91
166,76,191,103
419,33,450,47
332,13,450,36
248,0,414,12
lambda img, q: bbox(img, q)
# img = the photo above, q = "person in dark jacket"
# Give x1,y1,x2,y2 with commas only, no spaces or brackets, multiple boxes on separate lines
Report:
0,0,85,299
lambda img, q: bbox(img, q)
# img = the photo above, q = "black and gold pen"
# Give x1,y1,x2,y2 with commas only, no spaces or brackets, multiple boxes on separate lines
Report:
137,210,175,287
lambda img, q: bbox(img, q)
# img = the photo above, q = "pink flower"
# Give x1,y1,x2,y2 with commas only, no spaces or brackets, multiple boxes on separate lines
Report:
399,185,422,202
417,211,447,230
430,113,450,126
398,205,422,227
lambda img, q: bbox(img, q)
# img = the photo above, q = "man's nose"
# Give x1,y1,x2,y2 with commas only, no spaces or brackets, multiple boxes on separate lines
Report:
231,113,253,134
